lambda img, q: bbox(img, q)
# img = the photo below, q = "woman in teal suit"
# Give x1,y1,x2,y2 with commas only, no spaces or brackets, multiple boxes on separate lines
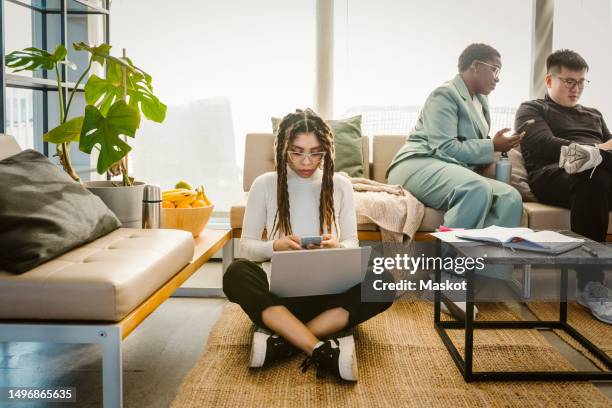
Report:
387,43,523,229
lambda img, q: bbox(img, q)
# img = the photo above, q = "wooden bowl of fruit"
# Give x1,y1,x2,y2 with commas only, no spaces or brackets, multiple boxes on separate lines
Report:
162,183,214,238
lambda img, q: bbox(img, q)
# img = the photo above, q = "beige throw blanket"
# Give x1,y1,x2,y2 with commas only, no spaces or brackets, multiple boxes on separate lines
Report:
347,175,424,243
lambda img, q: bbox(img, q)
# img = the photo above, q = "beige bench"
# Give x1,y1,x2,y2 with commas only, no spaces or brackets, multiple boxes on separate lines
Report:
0,135,232,407
230,133,612,241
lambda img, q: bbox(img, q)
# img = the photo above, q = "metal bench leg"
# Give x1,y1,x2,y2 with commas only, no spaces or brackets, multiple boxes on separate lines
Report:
222,238,234,274
172,239,234,298
100,326,122,408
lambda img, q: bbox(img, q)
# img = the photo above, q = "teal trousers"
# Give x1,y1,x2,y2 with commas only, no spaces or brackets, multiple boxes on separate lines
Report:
388,157,523,282
388,157,523,229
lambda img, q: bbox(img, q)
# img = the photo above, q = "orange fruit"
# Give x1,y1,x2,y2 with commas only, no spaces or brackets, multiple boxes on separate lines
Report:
191,200,206,208
162,200,175,209
176,202,192,209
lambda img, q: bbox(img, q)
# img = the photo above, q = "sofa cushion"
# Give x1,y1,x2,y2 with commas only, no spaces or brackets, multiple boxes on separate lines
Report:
230,193,249,229
419,207,445,232
272,115,365,177
524,202,612,234
372,135,406,183
0,228,194,321
230,194,378,231
0,134,21,160
243,134,369,191
0,149,122,274
231,194,529,233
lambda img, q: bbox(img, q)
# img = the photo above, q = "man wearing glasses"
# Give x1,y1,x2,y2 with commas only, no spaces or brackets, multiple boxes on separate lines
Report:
516,49,612,324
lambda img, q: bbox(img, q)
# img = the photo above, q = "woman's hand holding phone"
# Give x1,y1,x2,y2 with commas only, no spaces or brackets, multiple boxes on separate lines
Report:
492,128,523,152
492,119,534,152
320,233,340,249
273,235,302,251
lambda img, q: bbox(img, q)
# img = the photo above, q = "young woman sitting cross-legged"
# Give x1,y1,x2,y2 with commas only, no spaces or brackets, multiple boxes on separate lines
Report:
223,108,393,381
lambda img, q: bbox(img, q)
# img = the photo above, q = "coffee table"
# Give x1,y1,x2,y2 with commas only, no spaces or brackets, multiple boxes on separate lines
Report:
433,232,612,382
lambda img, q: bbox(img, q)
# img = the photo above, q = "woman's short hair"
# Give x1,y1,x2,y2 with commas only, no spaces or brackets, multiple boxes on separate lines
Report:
458,43,501,72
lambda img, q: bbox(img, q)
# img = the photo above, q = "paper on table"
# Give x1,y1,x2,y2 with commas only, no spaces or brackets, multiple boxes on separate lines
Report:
515,231,584,244
429,230,471,243
456,225,534,244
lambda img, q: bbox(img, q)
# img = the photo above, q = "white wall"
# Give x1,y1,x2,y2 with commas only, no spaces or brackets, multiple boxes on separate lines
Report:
553,0,612,120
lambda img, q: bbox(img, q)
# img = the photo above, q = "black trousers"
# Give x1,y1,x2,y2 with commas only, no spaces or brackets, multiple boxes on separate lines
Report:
529,151,612,287
223,259,393,330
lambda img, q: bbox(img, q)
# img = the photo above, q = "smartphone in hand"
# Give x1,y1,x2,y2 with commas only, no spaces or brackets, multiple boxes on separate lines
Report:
300,236,322,249
514,119,535,134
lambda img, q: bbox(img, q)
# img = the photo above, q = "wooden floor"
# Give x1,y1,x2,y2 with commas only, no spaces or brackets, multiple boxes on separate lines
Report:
0,261,610,407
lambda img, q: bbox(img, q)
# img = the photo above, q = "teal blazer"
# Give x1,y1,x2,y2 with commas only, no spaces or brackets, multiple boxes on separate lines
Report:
386,74,495,177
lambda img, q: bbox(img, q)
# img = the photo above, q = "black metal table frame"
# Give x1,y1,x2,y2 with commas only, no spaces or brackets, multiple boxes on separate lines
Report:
434,265,612,382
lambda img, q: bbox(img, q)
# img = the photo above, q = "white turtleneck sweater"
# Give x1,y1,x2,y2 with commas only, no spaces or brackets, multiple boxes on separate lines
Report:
240,166,359,262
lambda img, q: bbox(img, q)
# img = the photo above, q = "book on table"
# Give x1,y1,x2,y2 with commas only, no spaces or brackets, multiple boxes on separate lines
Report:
455,226,584,254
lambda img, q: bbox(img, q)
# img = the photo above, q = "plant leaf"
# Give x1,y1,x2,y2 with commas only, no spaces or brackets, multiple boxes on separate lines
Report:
79,100,141,174
5,45,75,74
73,41,135,73
43,116,84,143
84,74,122,114
73,42,113,66
51,44,68,61
6,47,57,72
76,43,166,125
127,88,167,122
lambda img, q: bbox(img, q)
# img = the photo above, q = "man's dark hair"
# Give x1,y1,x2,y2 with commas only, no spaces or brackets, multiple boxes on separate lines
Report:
458,43,501,72
546,49,589,74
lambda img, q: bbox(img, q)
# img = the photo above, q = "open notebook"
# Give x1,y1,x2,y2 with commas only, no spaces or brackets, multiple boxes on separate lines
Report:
455,226,584,254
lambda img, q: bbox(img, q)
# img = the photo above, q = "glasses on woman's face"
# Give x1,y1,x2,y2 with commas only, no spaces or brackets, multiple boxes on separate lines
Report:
556,76,590,90
288,150,326,164
475,60,501,79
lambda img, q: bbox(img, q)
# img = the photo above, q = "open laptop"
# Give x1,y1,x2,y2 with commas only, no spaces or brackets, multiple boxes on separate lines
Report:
267,246,372,297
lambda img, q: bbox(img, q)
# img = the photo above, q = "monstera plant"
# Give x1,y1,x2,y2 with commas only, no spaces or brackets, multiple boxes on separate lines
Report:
5,43,166,186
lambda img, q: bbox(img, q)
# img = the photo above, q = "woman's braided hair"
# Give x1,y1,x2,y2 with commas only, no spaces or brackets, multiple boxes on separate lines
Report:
271,108,337,238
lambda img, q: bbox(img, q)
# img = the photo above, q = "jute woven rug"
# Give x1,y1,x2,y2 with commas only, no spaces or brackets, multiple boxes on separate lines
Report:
171,302,610,407
527,301,612,370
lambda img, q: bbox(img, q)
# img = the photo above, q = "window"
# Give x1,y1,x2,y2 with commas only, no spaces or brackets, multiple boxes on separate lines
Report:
110,0,316,215
333,0,534,135
553,0,612,121
2,0,108,181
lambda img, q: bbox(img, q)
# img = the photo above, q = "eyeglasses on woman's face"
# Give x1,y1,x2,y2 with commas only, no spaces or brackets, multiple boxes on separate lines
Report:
287,150,326,164
475,60,501,79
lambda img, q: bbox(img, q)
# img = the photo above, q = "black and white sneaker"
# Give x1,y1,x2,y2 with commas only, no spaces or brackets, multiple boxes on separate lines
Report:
300,336,358,381
249,327,299,368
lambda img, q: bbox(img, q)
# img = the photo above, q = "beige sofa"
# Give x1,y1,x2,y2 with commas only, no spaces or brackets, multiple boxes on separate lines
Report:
231,133,612,241
0,135,197,408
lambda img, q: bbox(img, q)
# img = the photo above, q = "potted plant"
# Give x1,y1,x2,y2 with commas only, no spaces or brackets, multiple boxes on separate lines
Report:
5,43,166,227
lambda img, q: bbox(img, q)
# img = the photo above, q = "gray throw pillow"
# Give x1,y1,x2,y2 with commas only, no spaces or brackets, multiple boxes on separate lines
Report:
0,150,121,274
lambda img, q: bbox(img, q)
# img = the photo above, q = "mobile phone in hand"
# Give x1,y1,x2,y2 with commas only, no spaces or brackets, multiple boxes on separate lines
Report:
300,236,322,249
514,119,535,134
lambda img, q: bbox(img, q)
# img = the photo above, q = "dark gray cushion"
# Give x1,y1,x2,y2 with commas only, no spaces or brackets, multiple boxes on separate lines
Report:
0,150,121,274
